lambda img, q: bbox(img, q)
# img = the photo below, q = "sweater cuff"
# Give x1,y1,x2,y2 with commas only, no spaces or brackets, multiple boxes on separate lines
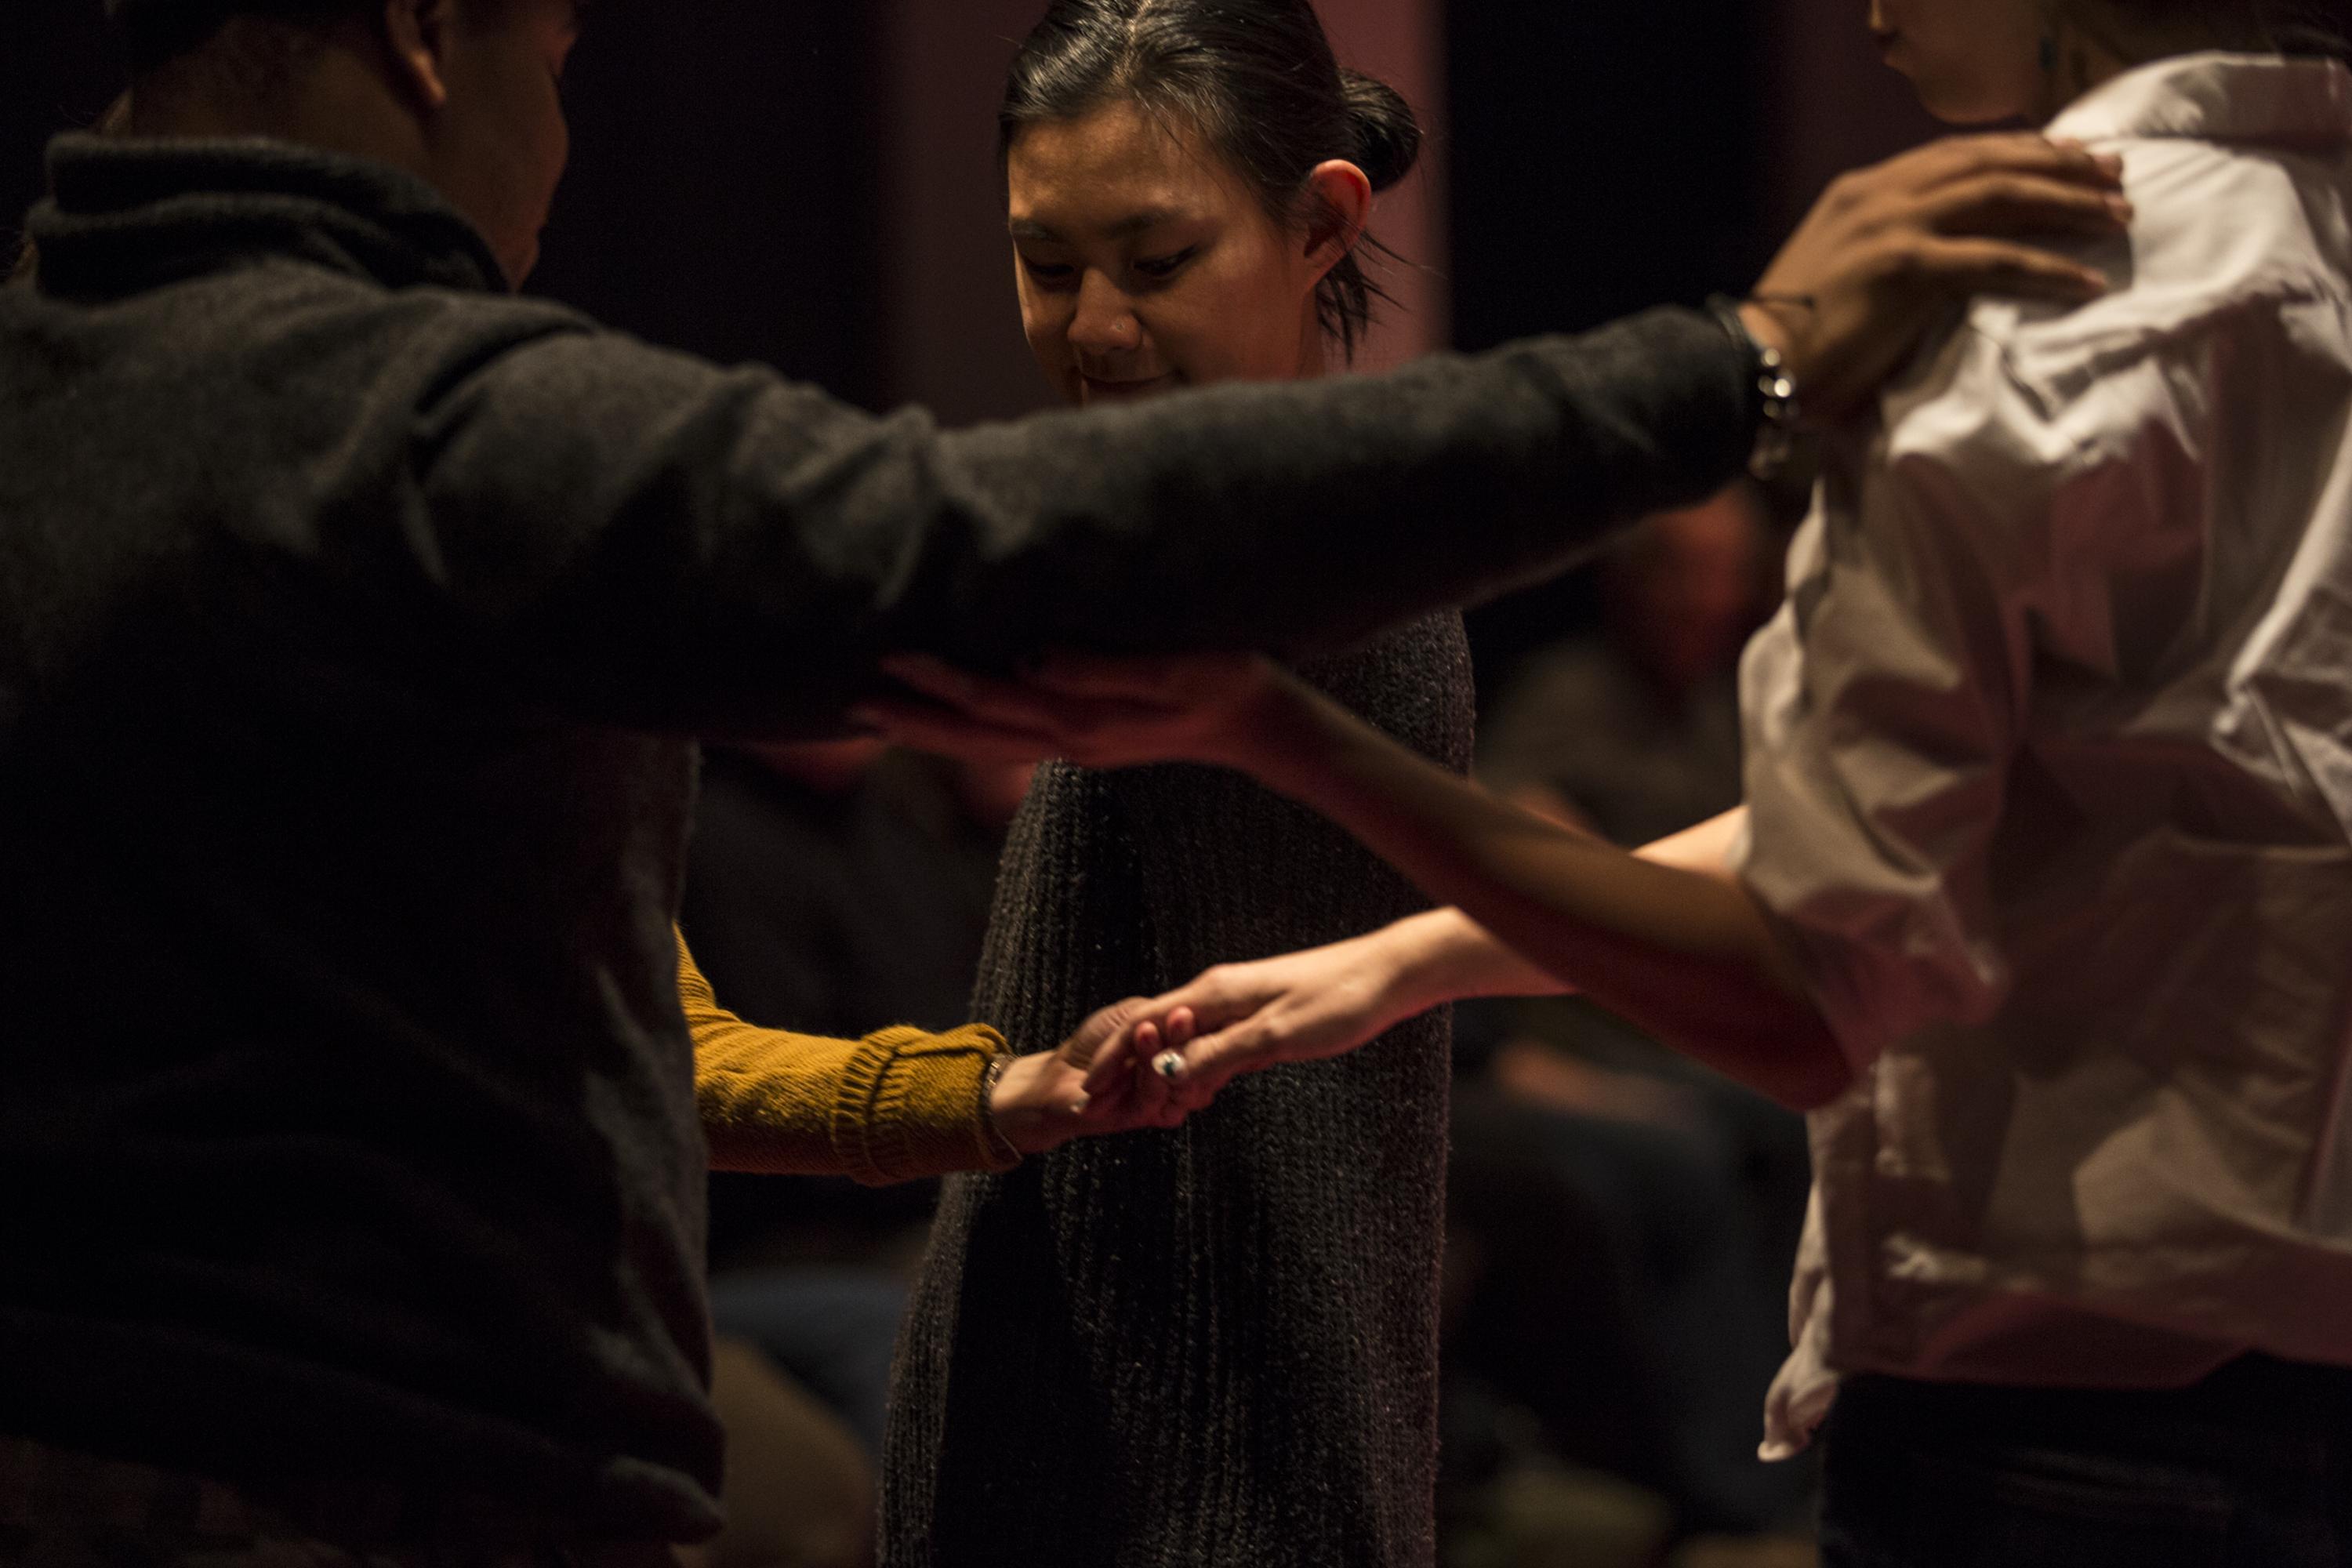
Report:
832,1024,1021,1185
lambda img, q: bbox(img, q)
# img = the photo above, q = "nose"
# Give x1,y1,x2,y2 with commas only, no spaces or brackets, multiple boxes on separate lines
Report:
1067,270,1141,358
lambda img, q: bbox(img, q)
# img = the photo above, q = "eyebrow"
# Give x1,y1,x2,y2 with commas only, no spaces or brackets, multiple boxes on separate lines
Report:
1009,208,1188,243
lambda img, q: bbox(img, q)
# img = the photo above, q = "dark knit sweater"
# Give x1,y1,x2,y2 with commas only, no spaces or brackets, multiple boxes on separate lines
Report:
0,133,1749,1547
884,615,1472,1568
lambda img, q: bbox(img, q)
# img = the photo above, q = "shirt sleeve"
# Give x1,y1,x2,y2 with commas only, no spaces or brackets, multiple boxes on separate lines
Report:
679,929,1018,1185
393,304,1751,733
1736,326,2086,1069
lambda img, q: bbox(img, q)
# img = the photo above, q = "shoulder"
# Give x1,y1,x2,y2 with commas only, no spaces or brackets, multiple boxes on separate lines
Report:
1913,132,2350,465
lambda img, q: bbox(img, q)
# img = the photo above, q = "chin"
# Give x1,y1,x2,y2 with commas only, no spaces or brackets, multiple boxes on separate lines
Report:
500,240,542,289
1077,372,1183,406
1906,70,2037,125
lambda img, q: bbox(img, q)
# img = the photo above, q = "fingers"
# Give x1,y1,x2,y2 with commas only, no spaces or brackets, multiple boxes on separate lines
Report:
1083,1005,1194,1098
1125,1020,1181,1127
1029,651,1261,706
879,655,1099,737
1027,652,1200,704
851,699,1062,764
1153,1021,1270,1105
1882,132,2125,194
1916,172,2130,239
1062,996,1145,1072
1905,235,2113,302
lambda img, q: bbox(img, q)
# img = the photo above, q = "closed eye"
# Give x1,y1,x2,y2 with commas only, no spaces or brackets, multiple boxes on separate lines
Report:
1133,246,1200,282
1021,256,1077,286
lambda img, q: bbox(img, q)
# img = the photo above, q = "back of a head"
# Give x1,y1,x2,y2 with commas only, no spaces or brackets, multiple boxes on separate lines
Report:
1001,0,1423,361
107,0,377,72
2249,0,2352,56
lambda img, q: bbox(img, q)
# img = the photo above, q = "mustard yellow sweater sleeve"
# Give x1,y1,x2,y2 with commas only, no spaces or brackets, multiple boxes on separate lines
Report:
680,930,1020,1185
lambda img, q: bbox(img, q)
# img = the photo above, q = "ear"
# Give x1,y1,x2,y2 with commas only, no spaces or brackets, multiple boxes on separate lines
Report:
1301,159,1374,282
382,0,453,111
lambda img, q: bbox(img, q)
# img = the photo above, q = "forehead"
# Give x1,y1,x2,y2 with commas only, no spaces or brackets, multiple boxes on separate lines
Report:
1005,100,1253,235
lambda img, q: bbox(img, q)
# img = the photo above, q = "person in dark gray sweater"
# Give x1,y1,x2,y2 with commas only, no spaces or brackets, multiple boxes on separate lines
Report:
0,0,2128,1560
880,11,1475,1565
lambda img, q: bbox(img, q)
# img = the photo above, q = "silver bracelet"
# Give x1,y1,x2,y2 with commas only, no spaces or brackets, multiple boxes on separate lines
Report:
979,1053,1021,1162
1708,295,1803,484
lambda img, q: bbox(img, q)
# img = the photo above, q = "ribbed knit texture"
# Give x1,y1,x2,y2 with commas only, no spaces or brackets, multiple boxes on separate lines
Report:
883,614,1473,1568
681,935,1016,1185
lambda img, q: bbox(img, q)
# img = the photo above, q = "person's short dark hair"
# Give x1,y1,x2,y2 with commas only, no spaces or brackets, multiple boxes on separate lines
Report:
1000,0,1422,363
107,0,378,72
2097,0,2352,56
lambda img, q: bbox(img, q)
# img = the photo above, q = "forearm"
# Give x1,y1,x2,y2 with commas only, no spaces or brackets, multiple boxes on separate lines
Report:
679,935,1015,1183
1371,907,1573,1014
692,1018,1015,1183
1370,808,1753,1010
920,308,1753,662
1247,701,1848,1109
424,310,1749,731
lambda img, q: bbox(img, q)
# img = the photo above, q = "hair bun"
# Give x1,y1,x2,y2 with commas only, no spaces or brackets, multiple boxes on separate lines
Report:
1338,68,1423,193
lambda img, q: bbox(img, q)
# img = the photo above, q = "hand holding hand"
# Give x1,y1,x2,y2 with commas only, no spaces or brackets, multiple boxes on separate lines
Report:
1084,927,1441,1114
1748,132,2129,419
986,1000,1202,1155
857,652,1303,774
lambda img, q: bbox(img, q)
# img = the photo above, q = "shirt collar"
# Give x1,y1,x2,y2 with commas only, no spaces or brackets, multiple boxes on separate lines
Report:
27,134,510,300
2047,52,2352,151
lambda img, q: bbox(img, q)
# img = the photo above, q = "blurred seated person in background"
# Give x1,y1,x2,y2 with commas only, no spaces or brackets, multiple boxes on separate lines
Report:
1443,487,1813,1545
1479,487,1776,845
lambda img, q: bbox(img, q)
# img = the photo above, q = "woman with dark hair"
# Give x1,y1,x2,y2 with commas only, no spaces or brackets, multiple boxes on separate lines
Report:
881,1,2352,1563
879,6,1471,1566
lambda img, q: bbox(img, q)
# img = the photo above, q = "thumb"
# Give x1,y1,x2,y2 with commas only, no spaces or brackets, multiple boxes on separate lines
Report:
1061,997,1150,1070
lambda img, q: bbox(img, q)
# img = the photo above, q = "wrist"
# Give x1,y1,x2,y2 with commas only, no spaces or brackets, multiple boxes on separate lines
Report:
1230,672,1343,798
1736,301,1794,364
1710,296,1803,483
979,1052,1026,1160
1365,910,1482,1018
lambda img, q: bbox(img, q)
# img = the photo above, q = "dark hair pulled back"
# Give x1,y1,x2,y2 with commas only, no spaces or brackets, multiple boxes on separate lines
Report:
1001,0,1424,361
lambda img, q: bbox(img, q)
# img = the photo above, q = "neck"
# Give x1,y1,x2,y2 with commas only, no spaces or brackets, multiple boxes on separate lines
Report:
124,21,432,187
1295,310,1331,380
2036,4,2259,120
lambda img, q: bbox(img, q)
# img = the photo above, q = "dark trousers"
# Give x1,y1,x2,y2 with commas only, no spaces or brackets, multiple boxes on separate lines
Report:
1819,1356,2352,1567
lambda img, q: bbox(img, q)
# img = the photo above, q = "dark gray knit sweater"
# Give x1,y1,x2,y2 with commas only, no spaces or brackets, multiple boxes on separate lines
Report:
884,615,1472,1568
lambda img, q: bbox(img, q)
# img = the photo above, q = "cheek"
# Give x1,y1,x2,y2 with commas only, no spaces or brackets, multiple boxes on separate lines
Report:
1018,287,1074,381
1887,2,2043,121
1151,253,1308,383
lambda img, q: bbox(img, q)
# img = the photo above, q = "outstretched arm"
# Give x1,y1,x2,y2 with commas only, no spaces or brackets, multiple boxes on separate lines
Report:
404,136,2120,734
1081,810,1751,1107
869,650,1844,1110
1232,688,1846,1109
681,931,1194,1182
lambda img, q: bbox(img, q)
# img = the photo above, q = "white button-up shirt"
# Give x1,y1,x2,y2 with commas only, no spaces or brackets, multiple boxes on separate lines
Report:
1735,53,2352,1455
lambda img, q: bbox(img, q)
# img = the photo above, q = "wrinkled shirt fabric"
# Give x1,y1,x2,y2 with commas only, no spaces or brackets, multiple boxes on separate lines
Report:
1735,53,2352,1457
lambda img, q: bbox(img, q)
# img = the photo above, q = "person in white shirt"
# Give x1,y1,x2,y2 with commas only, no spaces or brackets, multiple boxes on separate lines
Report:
865,1,2352,1560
